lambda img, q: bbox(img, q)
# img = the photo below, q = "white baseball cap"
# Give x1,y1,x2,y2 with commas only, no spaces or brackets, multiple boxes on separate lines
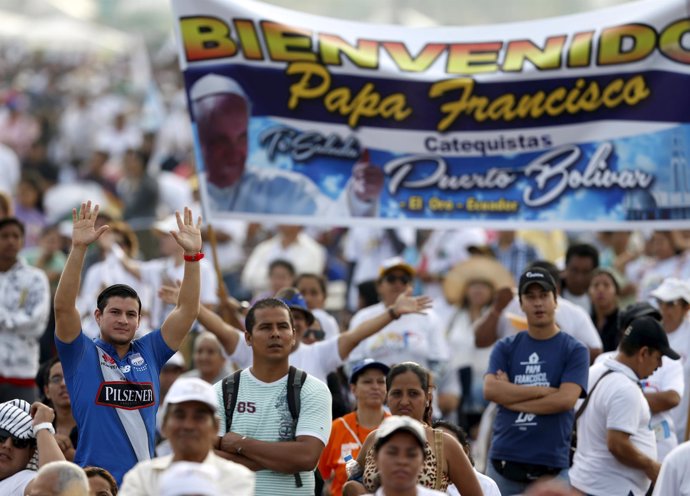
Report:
160,377,218,418
375,416,426,449
650,278,690,303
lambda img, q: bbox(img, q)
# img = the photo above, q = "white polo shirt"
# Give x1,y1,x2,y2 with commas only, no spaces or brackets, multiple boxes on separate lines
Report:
570,360,656,496
595,353,684,461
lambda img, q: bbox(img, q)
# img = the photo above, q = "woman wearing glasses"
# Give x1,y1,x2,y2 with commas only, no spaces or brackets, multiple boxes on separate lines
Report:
346,258,448,377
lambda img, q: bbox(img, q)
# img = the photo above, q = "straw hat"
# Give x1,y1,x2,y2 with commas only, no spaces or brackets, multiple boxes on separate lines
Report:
443,255,515,305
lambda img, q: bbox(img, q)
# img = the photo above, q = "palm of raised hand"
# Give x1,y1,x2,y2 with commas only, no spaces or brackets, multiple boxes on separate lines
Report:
395,289,432,315
72,201,108,247
171,207,203,254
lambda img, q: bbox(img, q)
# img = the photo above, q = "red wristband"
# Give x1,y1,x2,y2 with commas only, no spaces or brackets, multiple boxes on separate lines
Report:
183,252,204,262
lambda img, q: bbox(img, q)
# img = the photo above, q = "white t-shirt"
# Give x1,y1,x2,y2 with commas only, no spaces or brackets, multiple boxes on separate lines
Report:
652,440,690,496
214,368,332,496
446,470,501,496
561,288,592,315
230,335,341,383
570,360,656,496
313,308,340,341
0,469,35,496
595,352,684,461
346,303,448,371
668,318,690,442
498,295,603,350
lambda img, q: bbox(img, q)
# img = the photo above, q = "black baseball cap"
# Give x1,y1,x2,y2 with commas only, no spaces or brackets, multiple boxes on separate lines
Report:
518,267,557,295
618,302,662,331
620,316,680,360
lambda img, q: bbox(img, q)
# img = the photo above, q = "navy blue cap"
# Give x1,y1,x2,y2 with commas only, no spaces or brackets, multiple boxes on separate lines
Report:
278,293,315,326
350,358,390,384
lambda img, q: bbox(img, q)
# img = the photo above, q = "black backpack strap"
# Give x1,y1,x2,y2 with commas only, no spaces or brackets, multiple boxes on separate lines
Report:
222,369,243,433
286,366,308,488
287,366,307,422
575,369,615,421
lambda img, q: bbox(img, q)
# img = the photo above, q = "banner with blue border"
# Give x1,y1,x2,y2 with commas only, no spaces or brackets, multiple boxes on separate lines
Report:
172,0,690,229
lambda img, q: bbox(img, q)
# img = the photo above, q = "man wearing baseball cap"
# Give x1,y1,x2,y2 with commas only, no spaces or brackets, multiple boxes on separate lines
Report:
484,267,589,495
571,317,680,496
593,302,684,462
119,378,254,496
650,277,690,442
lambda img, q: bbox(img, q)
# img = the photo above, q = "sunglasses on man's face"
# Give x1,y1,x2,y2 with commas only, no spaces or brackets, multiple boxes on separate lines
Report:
656,299,683,308
383,274,411,285
303,329,326,341
0,428,35,449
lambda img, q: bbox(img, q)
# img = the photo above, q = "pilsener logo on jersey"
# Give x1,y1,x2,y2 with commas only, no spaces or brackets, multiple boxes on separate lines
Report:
96,382,155,410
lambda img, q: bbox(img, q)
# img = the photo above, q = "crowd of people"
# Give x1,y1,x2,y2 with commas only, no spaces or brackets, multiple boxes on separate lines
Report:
1,48,690,496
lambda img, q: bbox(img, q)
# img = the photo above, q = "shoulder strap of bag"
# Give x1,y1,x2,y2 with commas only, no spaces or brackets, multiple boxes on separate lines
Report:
286,365,308,488
287,365,307,423
222,369,243,433
575,369,615,421
433,429,445,490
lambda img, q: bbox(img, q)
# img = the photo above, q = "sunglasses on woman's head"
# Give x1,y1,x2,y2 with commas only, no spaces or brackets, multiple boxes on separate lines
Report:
0,428,35,449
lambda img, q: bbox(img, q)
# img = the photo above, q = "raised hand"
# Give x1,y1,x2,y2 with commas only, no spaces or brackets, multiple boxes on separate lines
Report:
30,401,56,425
392,287,433,316
170,207,203,255
71,201,109,248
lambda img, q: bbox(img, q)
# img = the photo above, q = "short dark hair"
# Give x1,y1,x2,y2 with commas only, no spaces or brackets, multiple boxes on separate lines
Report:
269,259,295,277
0,217,25,235
565,243,600,269
36,356,61,402
387,362,433,424
244,298,294,335
97,284,142,314
295,273,327,297
84,466,118,495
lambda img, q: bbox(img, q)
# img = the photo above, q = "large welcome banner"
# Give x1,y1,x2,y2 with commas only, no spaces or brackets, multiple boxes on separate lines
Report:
172,0,690,228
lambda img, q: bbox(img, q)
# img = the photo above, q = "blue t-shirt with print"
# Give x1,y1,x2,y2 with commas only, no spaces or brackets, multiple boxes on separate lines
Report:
56,330,174,485
488,331,589,468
